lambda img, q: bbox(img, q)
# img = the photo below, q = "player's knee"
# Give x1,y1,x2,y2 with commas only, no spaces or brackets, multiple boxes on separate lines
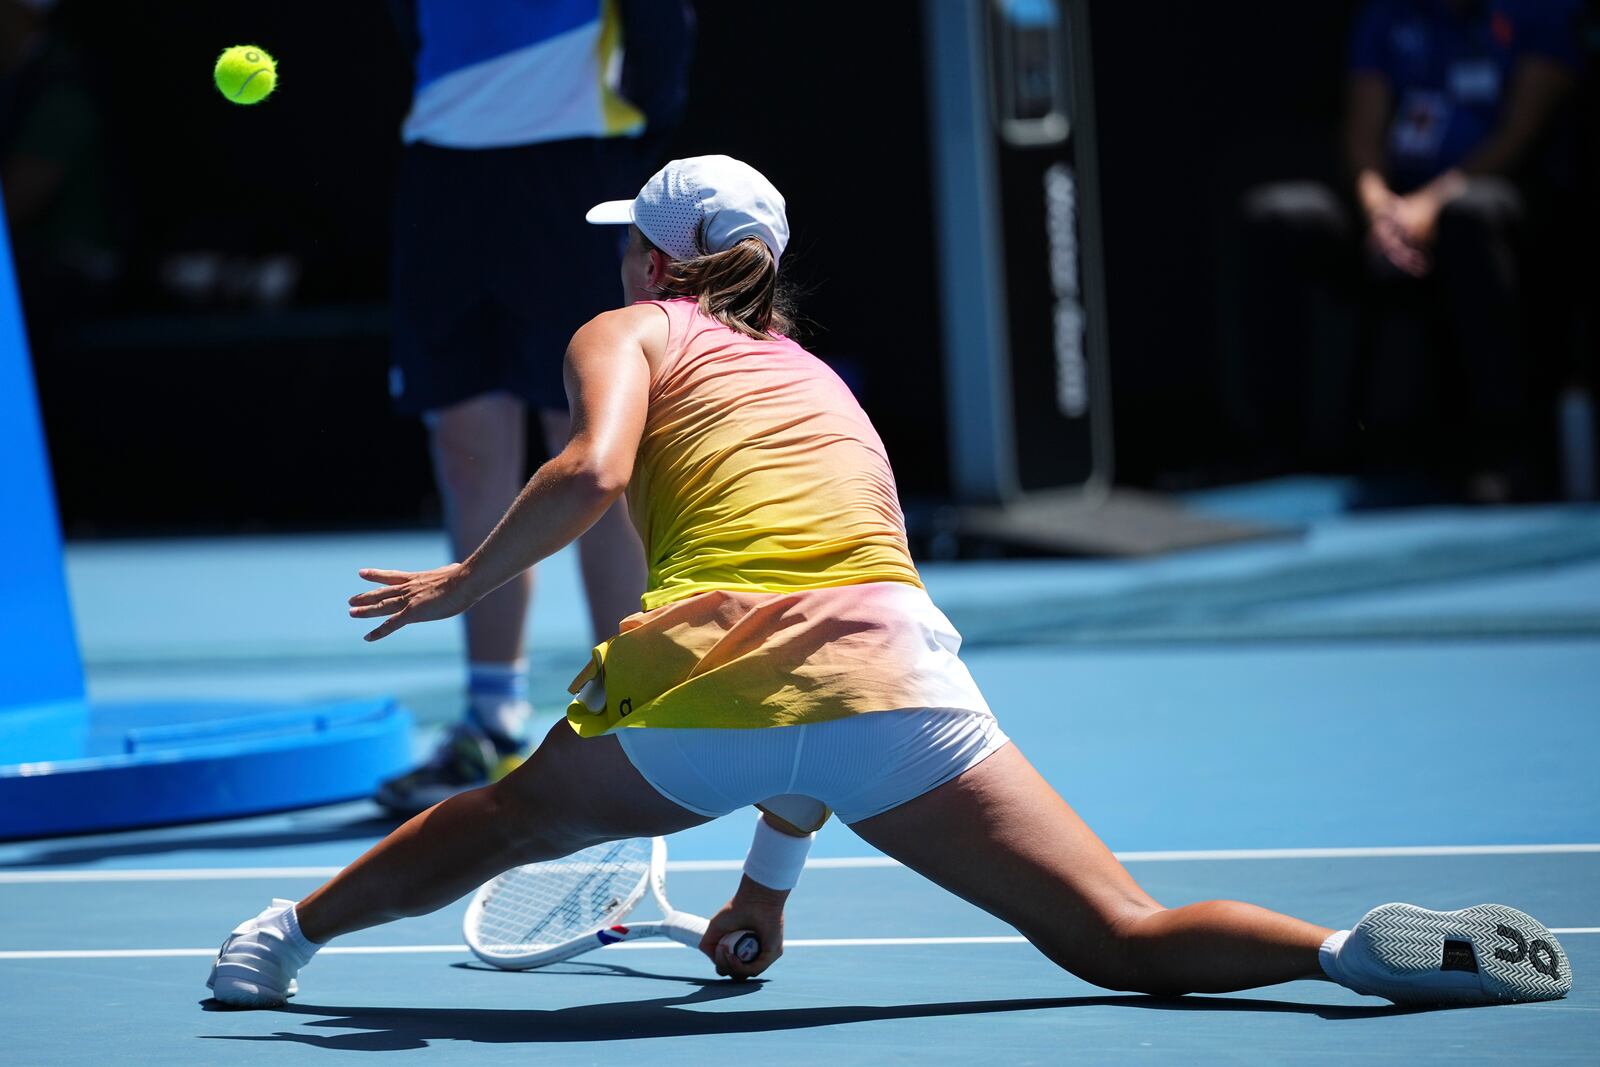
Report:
1062,902,1191,996
483,751,606,863
476,779,561,863
1104,905,1202,996
1030,900,1174,994
432,436,512,500
1241,181,1348,241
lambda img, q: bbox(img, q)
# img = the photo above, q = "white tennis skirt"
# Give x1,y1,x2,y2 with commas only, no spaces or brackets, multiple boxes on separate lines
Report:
615,706,1010,826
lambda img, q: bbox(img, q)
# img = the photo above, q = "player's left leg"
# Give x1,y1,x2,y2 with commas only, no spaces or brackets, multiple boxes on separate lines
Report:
852,741,1569,1005
212,720,701,1006
850,741,1331,995
296,720,709,945
211,721,710,1006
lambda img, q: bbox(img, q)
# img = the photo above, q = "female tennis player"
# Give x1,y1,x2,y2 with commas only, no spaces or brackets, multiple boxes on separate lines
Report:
209,156,1569,1010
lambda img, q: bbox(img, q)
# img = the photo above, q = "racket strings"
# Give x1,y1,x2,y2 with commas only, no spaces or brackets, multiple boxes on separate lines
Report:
474,838,652,954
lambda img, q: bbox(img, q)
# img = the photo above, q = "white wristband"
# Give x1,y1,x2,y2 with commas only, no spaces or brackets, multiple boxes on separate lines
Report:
743,812,815,891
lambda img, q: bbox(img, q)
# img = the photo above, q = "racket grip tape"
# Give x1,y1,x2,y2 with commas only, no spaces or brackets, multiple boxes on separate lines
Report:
719,929,760,964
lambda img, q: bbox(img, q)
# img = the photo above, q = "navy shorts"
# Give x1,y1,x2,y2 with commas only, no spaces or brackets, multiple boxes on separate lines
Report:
389,138,644,415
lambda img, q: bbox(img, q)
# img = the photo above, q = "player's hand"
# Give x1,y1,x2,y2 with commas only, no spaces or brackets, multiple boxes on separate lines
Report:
702,876,788,980
347,562,476,641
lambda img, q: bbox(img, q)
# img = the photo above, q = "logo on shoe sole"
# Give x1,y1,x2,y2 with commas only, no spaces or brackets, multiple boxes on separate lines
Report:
1494,924,1561,980
1441,939,1479,973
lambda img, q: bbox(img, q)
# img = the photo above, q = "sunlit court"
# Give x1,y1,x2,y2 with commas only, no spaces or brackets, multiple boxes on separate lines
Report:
2,2,1597,1064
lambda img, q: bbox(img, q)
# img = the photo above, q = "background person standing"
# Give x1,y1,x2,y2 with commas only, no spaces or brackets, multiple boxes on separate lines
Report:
378,0,695,814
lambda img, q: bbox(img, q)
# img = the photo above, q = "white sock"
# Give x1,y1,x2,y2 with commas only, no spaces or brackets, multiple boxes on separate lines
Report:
1319,929,1351,985
467,661,531,747
278,901,323,959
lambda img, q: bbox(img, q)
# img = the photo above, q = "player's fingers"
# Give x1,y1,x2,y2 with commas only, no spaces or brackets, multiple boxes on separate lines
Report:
357,568,413,585
348,595,407,619
712,937,738,977
364,609,410,642
348,586,408,607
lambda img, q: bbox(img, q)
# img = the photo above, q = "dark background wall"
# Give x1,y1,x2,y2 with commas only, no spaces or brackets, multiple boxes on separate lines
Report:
1091,2,1355,486
15,1,1595,536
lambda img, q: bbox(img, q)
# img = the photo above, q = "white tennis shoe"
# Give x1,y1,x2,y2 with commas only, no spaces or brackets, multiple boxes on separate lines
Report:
1323,902,1571,1006
207,898,319,1008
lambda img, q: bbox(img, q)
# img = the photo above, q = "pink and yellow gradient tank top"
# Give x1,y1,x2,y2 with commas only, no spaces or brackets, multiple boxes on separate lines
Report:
629,298,922,609
564,298,981,735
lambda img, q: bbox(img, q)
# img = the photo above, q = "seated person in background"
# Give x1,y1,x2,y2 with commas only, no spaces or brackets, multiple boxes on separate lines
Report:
1240,0,1580,502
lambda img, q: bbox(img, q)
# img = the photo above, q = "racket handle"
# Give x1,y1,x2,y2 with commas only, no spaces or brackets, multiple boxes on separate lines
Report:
719,929,760,964
661,912,758,963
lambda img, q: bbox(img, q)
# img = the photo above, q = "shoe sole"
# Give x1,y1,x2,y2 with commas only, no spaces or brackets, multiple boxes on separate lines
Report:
1353,903,1571,1006
208,975,297,1008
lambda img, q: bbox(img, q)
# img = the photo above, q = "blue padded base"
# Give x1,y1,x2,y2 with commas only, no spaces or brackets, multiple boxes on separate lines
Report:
0,697,412,839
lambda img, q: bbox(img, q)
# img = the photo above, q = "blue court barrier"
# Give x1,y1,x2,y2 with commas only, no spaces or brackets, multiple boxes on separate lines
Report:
0,189,411,837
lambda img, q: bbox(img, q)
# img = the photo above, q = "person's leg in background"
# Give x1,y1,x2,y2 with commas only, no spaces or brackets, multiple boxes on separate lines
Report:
539,407,646,641
374,390,537,814
1432,177,1528,503
1356,263,1446,505
438,393,536,723
1231,181,1361,475
375,399,645,818
377,139,649,815
380,142,545,815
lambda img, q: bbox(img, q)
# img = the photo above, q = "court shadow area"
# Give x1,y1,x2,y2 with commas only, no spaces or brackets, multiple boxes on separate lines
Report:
0,810,400,867
200,987,1419,1051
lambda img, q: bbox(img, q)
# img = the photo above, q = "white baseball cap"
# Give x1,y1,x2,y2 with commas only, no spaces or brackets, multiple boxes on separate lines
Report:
585,155,789,265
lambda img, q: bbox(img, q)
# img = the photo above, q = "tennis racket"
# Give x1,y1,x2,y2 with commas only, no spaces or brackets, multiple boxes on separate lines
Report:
464,836,759,970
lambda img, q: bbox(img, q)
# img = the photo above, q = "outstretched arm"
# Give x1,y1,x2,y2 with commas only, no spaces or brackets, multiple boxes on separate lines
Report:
349,308,654,640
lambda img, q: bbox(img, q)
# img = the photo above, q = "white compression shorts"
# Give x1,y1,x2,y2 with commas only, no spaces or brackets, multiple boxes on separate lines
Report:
614,707,1010,826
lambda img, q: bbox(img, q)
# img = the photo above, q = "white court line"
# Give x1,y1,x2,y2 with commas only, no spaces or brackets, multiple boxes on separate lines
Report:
3,931,1596,962
1113,844,1600,862
2,843,1598,884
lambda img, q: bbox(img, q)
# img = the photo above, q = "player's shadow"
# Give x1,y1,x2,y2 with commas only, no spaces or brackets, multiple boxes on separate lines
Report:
446,959,707,979
201,983,1422,1052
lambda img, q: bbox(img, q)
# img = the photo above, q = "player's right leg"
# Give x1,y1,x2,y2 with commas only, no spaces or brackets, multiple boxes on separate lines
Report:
431,392,532,669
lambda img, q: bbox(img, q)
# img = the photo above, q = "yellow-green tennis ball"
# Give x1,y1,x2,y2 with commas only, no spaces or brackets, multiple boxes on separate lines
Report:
214,45,277,105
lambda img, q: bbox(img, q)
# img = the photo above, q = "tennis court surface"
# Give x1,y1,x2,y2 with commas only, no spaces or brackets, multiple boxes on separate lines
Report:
4,491,1597,1065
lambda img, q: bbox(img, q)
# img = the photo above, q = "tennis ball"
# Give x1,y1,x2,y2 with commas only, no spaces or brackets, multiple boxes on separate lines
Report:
214,45,277,105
